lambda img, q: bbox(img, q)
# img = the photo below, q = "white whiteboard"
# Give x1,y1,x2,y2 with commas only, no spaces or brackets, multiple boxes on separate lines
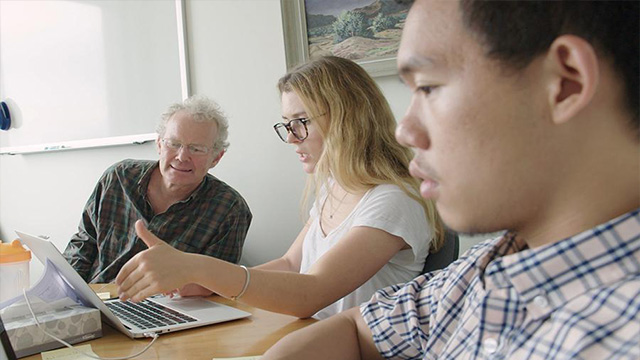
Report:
0,0,190,154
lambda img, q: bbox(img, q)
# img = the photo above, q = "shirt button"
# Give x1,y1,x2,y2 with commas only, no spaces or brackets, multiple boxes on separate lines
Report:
533,295,549,308
483,338,499,354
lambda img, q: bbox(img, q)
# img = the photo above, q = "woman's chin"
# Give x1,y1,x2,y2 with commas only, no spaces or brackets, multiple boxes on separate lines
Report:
302,163,316,174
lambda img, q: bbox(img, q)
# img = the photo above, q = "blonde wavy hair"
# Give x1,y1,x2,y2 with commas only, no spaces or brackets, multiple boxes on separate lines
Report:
277,56,444,252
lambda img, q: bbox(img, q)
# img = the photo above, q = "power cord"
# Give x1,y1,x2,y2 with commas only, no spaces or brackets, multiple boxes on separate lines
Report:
21,289,159,360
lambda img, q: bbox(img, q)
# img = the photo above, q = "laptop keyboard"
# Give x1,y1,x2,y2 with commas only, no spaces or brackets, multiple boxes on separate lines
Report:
106,299,198,330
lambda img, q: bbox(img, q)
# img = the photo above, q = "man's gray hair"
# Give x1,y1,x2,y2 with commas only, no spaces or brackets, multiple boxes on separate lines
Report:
157,95,230,154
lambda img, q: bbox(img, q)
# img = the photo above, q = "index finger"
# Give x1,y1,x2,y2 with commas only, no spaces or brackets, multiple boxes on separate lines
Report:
115,254,141,289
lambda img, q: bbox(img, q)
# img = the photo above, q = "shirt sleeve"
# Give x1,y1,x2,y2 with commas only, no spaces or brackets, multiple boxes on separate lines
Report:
352,185,433,264
360,270,443,359
62,172,108,282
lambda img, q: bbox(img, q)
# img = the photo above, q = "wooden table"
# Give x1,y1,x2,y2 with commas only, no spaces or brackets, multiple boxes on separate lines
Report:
23,285,316,359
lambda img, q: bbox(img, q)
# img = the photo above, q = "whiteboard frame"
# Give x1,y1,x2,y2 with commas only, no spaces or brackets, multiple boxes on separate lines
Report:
0,0,191,156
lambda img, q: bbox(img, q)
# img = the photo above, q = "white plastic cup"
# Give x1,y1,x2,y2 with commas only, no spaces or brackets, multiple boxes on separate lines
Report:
0,239,32,303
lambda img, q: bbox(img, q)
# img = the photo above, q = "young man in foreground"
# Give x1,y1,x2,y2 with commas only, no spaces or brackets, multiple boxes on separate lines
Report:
263,0,639,358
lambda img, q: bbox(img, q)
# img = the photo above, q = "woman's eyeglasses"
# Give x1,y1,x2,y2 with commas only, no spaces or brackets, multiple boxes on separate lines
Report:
274,113,326,143
273,118,311,142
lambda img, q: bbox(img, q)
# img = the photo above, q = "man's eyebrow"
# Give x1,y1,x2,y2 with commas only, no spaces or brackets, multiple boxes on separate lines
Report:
398,55,437,78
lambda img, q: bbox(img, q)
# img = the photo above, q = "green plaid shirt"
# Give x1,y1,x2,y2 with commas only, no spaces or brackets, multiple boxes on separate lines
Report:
63,159,252,283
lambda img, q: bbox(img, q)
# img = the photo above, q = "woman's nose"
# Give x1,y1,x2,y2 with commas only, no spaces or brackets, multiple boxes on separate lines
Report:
286,130,300,144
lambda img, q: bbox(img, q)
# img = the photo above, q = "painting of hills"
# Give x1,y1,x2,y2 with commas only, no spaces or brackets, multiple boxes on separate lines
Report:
304,0,411,62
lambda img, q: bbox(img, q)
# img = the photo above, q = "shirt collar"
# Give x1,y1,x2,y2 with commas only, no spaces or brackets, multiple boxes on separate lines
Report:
138,161,158,192
138,161,211,204
184,175,210,202
484,208,640,310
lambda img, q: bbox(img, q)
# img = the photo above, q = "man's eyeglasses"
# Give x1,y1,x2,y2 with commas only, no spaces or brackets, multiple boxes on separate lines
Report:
161,138,213,156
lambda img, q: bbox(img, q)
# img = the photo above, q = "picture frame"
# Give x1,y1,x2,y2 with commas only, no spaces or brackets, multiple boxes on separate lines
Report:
281,0,410,77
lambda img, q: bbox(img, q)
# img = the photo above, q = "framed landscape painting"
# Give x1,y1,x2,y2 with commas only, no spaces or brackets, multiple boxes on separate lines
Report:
281,0,411,77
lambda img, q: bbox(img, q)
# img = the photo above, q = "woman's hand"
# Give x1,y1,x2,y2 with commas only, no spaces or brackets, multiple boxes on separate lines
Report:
115,220,194,302
163,283,213,298
177,283,214,297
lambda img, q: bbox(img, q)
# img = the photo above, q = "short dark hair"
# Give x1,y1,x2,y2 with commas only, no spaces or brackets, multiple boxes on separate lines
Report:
459,0,639,130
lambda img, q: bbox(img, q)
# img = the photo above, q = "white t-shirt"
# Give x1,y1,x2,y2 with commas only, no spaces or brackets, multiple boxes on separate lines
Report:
300,183,433,319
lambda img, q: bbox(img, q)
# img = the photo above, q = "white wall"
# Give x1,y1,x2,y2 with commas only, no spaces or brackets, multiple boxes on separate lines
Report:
0,0,483,283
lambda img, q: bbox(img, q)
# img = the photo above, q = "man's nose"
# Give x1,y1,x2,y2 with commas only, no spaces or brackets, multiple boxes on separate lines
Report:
175,145,191,160
396,97,430,150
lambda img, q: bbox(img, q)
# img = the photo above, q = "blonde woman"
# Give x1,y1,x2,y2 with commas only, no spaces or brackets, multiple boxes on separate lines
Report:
116,56,444,319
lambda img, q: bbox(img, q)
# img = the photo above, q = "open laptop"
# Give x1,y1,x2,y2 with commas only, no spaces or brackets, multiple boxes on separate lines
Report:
15,231,251,339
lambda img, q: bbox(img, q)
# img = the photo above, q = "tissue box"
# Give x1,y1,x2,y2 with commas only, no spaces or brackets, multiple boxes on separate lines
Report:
3,305,101,358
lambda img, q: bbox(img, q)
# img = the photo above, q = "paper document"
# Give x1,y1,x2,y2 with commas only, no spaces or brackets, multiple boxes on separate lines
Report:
0,259,81,319
41,344,98,360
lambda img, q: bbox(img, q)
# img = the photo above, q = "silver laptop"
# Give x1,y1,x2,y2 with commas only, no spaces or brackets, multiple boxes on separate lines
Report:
16,231,251,339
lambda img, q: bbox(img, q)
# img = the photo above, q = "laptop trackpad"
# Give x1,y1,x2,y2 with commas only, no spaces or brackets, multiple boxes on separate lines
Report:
156,296,213,311
151,296,242,320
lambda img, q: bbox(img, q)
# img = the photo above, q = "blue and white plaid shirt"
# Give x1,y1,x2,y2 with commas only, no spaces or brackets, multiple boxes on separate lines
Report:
362,208,640,359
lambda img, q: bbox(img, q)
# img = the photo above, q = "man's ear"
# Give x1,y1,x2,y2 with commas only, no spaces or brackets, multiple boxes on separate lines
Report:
209,150,225,169
544,35,599,125
156,136,162,154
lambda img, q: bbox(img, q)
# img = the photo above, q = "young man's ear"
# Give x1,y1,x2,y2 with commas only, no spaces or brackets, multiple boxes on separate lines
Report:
544,34,599,125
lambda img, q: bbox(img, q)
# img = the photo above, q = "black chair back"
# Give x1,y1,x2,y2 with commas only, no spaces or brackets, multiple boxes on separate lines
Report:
422,229,460,274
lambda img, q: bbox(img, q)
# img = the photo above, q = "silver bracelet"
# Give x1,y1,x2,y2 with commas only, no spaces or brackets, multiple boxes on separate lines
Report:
231,265,250,301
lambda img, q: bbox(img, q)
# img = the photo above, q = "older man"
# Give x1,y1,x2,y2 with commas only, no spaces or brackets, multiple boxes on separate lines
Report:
263,0,639,359
63,96,252,293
